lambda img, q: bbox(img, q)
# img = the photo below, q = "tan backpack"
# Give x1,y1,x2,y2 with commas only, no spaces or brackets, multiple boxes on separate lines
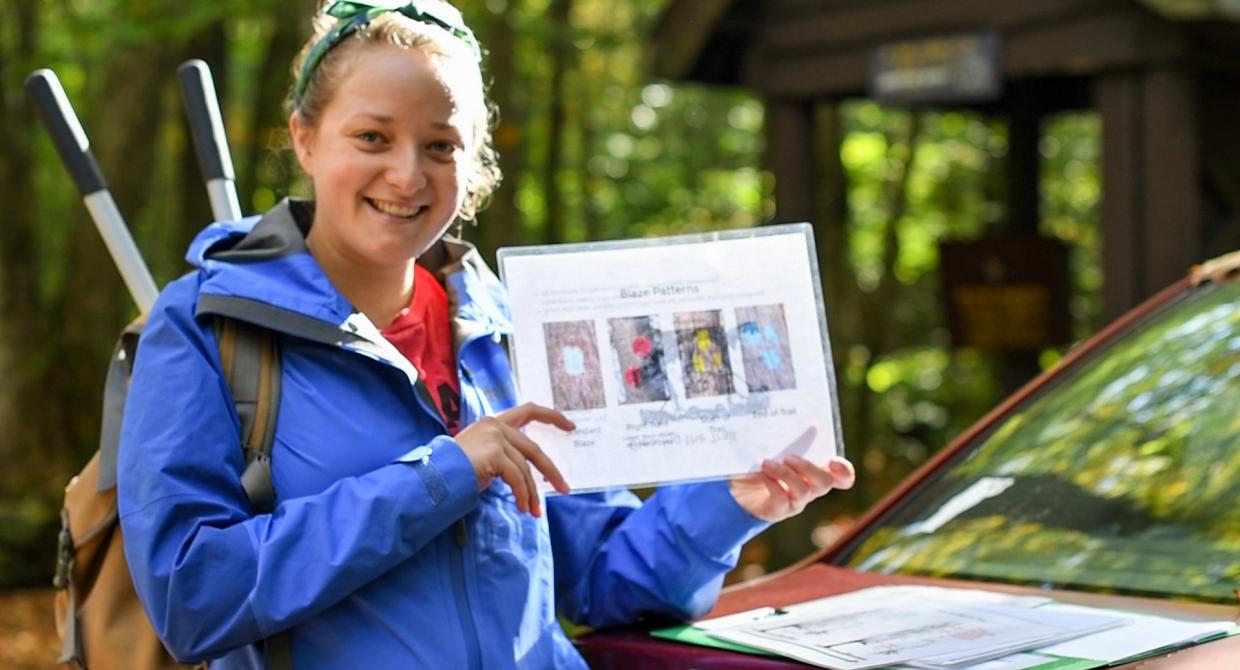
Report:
53,315,285,669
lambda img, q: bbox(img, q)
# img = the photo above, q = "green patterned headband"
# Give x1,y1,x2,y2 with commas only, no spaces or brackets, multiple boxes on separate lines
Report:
294,0,481,106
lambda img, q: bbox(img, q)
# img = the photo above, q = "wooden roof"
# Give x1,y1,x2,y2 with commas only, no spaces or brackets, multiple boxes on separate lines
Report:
651,0,1240,98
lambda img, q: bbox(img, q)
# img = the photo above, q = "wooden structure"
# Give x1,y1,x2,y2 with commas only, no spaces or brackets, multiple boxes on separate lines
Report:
653,0,1240,318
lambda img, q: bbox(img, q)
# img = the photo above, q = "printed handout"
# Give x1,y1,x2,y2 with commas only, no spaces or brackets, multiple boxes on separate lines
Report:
498,225,841,492
701,586,1124,670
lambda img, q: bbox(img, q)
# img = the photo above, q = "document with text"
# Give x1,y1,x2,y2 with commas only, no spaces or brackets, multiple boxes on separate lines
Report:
701,586,1124,670
498,224,842,492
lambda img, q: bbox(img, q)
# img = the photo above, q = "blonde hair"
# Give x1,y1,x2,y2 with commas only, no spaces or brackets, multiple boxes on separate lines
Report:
290,2,500,222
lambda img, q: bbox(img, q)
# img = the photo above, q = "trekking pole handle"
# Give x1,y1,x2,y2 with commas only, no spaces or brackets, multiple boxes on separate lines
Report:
26,69,107,197
26,69,160,313
178,59,242,221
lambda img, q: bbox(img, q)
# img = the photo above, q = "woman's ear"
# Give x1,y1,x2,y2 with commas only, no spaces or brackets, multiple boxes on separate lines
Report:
289,111,315,175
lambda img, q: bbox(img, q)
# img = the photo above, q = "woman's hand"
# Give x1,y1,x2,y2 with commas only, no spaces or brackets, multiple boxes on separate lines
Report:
729,455,855,523
454,403,572,517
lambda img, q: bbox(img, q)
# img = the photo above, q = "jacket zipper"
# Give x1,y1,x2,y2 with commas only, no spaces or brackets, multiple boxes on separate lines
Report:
449,339,492,670
408,365,483,670
369,330,493,670
400,370,482,668
449,532,483,670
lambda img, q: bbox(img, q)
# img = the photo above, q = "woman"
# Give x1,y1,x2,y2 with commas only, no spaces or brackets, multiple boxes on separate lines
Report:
118,2,855,667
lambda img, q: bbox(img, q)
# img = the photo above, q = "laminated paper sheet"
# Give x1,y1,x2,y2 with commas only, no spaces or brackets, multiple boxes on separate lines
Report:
498,224,842,492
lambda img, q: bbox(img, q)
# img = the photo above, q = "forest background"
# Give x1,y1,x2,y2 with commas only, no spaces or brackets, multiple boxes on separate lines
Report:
0,0,1102,658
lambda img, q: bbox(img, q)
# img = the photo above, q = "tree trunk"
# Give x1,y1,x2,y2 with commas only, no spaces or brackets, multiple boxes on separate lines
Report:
855,111,921,505
474,3,526,263
812,101,867,512
579,73,601,241
240,1,316,214
0,0,46,491
541,0,574,244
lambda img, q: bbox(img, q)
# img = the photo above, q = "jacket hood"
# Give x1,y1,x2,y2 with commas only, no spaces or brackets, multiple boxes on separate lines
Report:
187,198,512,349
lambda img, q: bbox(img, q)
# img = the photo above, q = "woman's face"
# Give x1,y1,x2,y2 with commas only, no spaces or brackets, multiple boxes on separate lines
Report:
291,43,477,270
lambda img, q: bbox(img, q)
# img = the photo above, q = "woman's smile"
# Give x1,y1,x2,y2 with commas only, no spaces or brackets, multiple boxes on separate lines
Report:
367,197,429,221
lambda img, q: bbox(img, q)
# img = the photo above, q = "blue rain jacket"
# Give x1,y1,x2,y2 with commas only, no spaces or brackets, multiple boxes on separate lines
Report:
117,199,768,669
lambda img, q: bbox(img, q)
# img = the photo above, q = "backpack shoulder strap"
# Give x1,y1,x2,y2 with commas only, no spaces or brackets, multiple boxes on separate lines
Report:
214,316,282,515
215,317,294,669
97,314,149,492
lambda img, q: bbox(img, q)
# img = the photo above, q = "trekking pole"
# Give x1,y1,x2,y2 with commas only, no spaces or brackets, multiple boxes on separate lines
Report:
26,69,159,313
177,59,243,222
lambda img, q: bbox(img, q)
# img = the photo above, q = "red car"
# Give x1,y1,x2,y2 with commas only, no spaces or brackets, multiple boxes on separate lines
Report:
578,251,1240,669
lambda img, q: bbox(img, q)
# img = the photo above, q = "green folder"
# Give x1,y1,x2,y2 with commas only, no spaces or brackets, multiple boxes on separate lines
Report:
651,623,779,657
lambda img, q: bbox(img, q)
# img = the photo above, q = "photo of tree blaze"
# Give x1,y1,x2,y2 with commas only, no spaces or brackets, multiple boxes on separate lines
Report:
542,320,607,410
608,315,671,404
736,304,797,393
674,310,735,398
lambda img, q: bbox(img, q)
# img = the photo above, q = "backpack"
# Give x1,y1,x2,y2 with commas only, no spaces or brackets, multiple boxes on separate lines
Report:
52,314,287,669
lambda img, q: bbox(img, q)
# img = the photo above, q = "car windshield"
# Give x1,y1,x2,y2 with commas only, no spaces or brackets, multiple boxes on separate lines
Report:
838,280,1240,603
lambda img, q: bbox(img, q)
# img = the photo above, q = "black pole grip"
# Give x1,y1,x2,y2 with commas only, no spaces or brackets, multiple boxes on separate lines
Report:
178,59,235,182
25,69,108,196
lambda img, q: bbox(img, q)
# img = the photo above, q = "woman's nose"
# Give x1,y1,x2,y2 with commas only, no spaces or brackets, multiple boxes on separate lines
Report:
386,149,427,192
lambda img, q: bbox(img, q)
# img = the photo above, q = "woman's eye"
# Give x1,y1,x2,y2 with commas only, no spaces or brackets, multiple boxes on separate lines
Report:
428,140,456,155
357,131,384,144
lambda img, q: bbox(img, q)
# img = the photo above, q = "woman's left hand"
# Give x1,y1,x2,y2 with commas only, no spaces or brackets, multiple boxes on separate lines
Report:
729,455,856,523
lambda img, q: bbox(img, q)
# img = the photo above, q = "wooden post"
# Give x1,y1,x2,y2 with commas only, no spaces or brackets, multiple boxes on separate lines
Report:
765,99,817,224
1007,82,1041,235
1096,66,1200,320
1140,66,1199,295
1096,72,1143,321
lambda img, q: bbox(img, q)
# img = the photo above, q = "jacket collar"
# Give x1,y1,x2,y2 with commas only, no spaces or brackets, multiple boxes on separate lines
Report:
190,198,512,351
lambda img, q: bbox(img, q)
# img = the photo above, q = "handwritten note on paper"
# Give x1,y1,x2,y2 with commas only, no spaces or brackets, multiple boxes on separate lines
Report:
498,224,843,492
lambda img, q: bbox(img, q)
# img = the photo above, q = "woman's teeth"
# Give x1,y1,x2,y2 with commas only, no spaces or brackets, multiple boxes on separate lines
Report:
370,199,421,218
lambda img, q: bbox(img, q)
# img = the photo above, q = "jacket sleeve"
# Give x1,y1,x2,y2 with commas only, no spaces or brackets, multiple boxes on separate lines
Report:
117,280,479,662
547,479,769,628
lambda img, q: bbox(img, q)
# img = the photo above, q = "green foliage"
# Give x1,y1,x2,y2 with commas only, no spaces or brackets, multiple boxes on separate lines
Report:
1042,114,1103,335
829,101,1101,510
462,0,771,245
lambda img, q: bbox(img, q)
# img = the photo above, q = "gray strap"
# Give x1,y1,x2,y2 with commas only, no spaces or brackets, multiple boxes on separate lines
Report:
214,317,282,514
198,293,361,348
227,318,262,452
240,451,275,514
239,319,281,514
56,576,83,665
97,316,145,492
214,317,289,668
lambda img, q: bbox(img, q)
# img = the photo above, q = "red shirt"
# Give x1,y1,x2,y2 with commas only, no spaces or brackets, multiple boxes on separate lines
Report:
381,264,461,434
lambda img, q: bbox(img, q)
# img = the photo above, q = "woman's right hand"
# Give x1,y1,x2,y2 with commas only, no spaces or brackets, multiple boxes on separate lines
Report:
454,403,573,517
